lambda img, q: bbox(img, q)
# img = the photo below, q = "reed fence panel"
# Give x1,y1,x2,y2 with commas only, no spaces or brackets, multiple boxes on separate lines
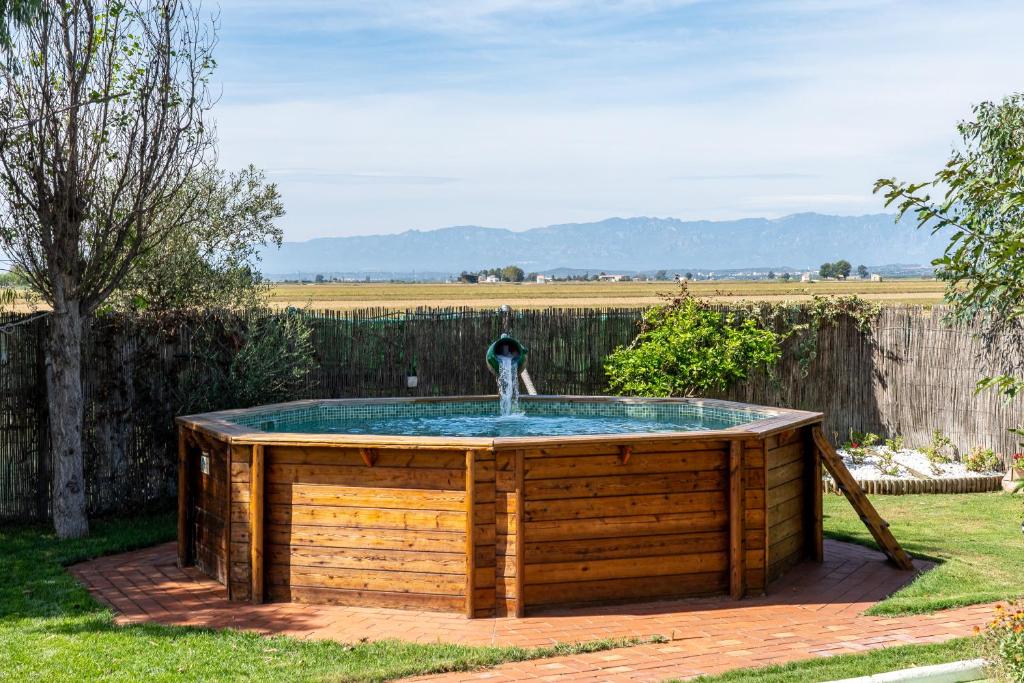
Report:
0,305,1020,522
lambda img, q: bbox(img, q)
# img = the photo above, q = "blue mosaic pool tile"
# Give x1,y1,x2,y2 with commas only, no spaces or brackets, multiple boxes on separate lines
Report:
226,399,776,433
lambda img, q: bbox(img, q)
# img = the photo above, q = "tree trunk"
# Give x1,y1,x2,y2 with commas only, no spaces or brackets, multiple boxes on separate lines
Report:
47,301,89,539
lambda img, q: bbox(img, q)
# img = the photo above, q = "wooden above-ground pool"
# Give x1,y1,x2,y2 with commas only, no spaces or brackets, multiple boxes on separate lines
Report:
176,396,835,618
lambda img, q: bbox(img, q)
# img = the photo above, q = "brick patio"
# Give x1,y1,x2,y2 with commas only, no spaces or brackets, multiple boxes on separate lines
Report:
70,540,992,681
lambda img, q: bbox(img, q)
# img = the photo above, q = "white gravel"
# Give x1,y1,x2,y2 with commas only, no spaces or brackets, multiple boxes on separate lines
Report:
833,447,1001,481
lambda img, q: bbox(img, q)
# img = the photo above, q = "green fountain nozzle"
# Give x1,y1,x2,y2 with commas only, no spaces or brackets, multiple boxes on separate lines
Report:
486,333,528,375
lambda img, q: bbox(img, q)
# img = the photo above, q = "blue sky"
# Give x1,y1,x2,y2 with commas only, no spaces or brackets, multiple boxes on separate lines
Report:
213,0,1024,240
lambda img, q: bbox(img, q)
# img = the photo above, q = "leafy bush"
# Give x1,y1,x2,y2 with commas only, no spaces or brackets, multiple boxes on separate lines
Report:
884,435,905,452
921,429,955,475
875,450,901,477
605,290,781,397
175,310,317,413
965,446,1002,473
843,430,880,466
229,313,317,407
922,429,955,465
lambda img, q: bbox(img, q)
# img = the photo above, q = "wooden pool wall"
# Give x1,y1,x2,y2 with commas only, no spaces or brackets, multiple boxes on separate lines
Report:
176,398,824,618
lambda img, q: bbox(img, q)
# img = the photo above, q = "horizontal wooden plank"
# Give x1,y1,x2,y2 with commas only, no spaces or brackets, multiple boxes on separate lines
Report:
230,541,250,562
267,464,465,491
267,523,465,553
524,450,728,480
744,467,765,490
266,482,466,511
767,442,803,469
231,462,250,483
525,491,726,522
267,545,467,574
524,571,727,607
767,478,802,508
769,529,805,566
266,504,465,531
268,585,463,613
231,445,252,465
520,440,729,459
770,532,806,573
526,510,728,542
268,565,464,594
767,495,804,529
527,551,727,584
229,580,251,601
768,459,804,490
770,514,804,548
746,567,765,592
230,561,251,583
269,446,468,469
526,470,725,501
523,531,728,563
744,508,765,529
475,543,496,569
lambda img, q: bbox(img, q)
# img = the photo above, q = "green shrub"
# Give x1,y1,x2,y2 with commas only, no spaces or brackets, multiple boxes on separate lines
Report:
922,430,955,464
965,446,1002,473
604,291,781,397
884,435,905,452
842,430,880,466
176,310,317,413
876,449,900,477
229,313,317,407
921,429,955,475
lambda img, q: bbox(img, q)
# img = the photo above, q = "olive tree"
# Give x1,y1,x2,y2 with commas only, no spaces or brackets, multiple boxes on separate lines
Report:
0,0,216,538
111,165,284,312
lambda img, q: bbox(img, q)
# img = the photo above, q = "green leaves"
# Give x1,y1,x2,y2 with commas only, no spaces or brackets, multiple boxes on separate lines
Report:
876,93,1024,439
604,292,781,397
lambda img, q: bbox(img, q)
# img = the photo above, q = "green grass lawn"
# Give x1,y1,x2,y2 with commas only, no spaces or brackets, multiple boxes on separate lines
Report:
685,637,984,683
823,492,1024,615
0,512,652,682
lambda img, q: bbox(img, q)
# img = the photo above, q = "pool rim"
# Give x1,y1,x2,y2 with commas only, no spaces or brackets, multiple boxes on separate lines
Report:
176,395,824,449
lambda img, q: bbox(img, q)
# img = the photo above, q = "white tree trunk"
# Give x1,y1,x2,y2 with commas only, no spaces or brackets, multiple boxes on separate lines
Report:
47,302,89,539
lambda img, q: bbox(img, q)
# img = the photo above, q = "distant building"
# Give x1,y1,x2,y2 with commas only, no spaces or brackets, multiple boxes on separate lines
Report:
599,274,625,282
535,275,548,284
801,272,814,282
870,273,883,282
482,275,500,283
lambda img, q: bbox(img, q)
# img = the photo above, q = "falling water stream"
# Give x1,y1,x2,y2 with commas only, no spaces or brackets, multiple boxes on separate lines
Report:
496,354,521,417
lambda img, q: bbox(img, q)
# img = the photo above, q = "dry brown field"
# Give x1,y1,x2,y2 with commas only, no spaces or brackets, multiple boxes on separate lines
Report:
265,279,946,311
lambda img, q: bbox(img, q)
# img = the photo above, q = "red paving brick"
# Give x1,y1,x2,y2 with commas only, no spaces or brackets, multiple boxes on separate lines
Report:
69,540,994,682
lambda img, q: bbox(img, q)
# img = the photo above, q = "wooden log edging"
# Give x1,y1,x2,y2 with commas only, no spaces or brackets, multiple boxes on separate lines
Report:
823,475,1004,495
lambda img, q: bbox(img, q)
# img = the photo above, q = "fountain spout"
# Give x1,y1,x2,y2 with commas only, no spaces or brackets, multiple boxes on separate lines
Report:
486,334,535,412
486,333,528,375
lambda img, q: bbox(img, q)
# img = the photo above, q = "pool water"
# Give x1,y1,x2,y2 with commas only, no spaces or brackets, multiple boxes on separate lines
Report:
232,400,774,438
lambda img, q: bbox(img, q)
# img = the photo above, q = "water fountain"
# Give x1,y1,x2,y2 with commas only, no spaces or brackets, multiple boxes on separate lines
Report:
485,332,531,415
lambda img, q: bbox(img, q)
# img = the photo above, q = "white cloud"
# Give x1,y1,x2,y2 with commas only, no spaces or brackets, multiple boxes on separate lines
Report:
212,0,1024,238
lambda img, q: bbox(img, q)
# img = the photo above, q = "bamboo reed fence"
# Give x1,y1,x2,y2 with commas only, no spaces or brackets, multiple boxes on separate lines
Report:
0,305,1021,521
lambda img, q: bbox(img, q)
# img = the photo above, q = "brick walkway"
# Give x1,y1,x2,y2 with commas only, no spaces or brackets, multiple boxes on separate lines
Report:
70,540,992,682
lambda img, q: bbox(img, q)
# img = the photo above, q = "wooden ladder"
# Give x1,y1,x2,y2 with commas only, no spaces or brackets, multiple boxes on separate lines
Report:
812,426,915,571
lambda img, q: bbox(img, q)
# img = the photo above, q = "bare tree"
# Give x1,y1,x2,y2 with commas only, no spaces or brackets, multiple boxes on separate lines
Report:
0,0,216,538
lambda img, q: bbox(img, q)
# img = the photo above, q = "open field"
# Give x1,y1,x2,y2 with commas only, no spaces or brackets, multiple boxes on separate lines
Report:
266,278,946,311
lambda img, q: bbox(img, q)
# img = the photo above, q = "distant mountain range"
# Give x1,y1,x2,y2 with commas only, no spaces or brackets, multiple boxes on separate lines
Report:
259,213,946,279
